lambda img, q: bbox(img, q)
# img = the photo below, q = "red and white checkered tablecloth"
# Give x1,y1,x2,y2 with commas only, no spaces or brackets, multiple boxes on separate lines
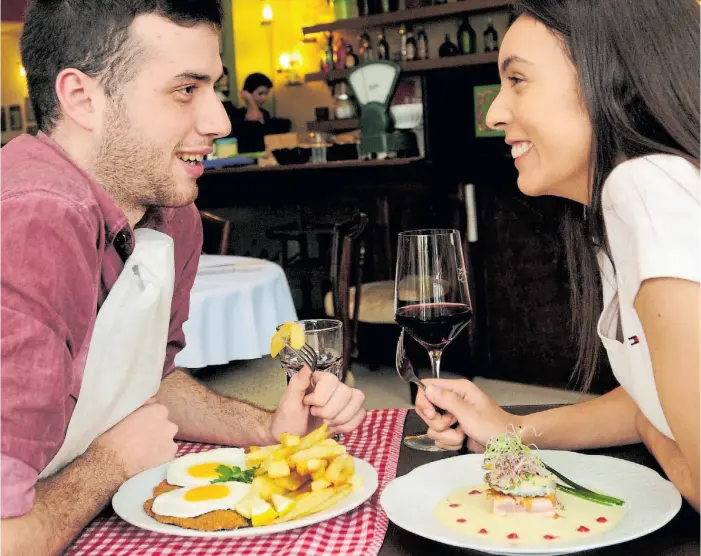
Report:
66,408,408,556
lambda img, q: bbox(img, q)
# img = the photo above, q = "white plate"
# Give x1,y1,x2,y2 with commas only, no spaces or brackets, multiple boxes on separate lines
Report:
380,451,681,555
112,457,378,538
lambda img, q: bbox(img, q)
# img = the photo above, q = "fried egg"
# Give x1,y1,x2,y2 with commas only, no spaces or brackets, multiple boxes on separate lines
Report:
166,448,247,487
151,481,252,518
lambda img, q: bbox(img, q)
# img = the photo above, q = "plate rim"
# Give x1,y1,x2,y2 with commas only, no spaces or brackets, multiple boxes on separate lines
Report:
380,450,682,555
112,456,378,538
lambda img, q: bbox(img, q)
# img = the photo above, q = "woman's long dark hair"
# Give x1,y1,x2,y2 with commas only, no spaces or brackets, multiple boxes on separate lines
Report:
512,0,700,391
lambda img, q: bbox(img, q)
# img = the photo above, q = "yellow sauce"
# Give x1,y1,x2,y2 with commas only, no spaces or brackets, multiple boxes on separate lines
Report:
435,483,625,545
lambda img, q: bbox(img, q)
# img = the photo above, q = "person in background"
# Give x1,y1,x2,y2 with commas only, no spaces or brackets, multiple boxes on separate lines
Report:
1,1,366,554
416,0,700,511
231,72,290,153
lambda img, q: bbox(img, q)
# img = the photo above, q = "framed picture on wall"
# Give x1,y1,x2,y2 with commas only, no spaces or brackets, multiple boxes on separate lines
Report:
9,105,22,131
1,108,6,133
25,98,35,123
473,84,505,138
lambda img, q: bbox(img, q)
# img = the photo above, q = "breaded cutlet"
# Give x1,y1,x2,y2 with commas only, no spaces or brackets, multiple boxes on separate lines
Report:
143,480,250,531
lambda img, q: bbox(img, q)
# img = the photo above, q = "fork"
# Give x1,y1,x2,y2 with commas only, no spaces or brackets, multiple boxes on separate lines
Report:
395,330,446,416
285,341,319,373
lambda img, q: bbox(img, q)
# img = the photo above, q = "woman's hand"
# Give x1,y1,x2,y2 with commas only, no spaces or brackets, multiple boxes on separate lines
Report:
415,379,524,452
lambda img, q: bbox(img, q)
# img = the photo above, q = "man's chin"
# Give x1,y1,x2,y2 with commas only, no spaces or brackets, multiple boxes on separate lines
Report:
162,181,198,208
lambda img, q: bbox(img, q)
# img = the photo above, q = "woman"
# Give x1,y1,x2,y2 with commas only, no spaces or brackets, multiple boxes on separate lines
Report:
416,0,700,510
230,73,291,153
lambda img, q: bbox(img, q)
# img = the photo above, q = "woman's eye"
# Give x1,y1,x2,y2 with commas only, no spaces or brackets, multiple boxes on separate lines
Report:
508,76,523,86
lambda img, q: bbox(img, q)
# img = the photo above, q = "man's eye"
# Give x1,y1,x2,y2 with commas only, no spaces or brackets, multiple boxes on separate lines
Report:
180,85,196,95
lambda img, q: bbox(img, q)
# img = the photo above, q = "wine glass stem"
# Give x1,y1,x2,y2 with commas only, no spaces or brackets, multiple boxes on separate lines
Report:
428,349,442,379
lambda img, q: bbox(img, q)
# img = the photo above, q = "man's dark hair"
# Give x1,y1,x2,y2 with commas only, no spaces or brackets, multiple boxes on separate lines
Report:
21,0,223,131
242,73,273,93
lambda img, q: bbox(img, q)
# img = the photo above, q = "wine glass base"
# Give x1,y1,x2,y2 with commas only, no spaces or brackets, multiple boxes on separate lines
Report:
403,433,450,452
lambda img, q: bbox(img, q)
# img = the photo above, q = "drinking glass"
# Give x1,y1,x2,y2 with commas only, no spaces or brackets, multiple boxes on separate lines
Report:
278,319,343,381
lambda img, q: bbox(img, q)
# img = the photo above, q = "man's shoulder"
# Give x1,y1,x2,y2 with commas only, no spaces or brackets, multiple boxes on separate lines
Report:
161,204,202,259
1,134,98,216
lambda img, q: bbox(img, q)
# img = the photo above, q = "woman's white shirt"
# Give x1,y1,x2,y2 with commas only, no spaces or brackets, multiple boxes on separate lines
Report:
599,154,700,439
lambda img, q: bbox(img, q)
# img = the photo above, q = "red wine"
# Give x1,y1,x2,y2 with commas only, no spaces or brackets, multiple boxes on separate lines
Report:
396,303,472,350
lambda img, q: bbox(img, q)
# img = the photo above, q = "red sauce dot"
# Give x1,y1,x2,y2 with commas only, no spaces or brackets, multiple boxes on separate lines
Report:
596,517,608,523
448,503,460,508
478,528,488,534
507,533,519,540
544,535,558,540
578,526,590,533
469,489,482,495
456,518,467,523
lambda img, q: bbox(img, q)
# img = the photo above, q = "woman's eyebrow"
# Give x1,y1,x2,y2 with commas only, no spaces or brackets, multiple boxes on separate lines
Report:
500,55,534,74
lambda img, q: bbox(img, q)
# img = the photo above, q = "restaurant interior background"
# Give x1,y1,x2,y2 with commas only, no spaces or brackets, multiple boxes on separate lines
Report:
0,0,617,398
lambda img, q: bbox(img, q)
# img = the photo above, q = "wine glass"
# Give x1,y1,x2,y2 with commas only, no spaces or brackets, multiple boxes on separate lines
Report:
394,229,472,451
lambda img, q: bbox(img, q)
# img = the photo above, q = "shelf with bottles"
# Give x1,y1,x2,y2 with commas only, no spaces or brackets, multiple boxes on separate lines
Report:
303,0,509,34
305,50,498,83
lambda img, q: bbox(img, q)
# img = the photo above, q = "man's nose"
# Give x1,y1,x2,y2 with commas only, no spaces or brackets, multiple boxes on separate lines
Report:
199,93,232,139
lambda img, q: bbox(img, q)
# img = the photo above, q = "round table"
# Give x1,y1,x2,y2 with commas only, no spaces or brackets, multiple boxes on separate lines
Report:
175,255,298,369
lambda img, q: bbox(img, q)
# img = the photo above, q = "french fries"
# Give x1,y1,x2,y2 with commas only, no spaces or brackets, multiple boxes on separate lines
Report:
242,423,359,526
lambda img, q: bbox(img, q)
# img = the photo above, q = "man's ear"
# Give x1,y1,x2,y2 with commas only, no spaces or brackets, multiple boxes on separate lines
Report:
55,68,104,131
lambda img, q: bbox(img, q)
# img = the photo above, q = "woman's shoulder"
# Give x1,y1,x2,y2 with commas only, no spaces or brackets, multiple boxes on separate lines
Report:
603,153,700,209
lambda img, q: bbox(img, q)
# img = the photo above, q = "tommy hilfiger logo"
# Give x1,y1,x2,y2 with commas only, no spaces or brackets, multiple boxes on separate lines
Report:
628,335,640,346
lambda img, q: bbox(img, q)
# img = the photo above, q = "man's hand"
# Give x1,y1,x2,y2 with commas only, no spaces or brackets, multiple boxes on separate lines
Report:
93,401,178,480
271,367,366,440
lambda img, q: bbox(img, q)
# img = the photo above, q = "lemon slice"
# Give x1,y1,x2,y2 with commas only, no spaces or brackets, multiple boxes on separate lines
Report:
270,321,305,357
271,493,295,517
251,500,278,526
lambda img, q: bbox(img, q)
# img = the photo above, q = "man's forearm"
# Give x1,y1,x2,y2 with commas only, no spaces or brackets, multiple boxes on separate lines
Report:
1,446,124,556
157,369,275,447
519,386,641,450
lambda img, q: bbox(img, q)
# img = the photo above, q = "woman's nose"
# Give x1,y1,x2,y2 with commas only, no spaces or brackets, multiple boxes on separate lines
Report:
486,88,509,131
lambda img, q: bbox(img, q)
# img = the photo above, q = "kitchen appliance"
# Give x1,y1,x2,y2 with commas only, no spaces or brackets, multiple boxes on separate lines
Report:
347,61,402,157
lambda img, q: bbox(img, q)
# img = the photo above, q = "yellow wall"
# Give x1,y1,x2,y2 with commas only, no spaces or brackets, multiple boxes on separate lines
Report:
1,23,31,144
231,0,335,134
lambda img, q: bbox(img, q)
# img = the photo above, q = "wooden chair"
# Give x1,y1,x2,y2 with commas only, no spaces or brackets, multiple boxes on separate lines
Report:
200,210,233,255
329,195,478,377
323,212,368,380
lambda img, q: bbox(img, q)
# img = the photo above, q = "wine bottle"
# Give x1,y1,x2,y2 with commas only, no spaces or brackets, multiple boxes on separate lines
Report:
438,33,458,57
399,24,408,62
360,32,374,61
405,27,417,61
344,45,360,68
416,26,429,60
324,33,335,72
377,29,390,60
484,17,499,52
457,17,476,55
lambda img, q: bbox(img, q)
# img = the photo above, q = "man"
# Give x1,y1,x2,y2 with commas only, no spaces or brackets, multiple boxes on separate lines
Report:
0,2,365,554
231,72,290,153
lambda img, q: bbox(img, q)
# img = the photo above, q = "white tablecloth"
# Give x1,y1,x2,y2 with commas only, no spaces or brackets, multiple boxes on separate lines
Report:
175,255,298,369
